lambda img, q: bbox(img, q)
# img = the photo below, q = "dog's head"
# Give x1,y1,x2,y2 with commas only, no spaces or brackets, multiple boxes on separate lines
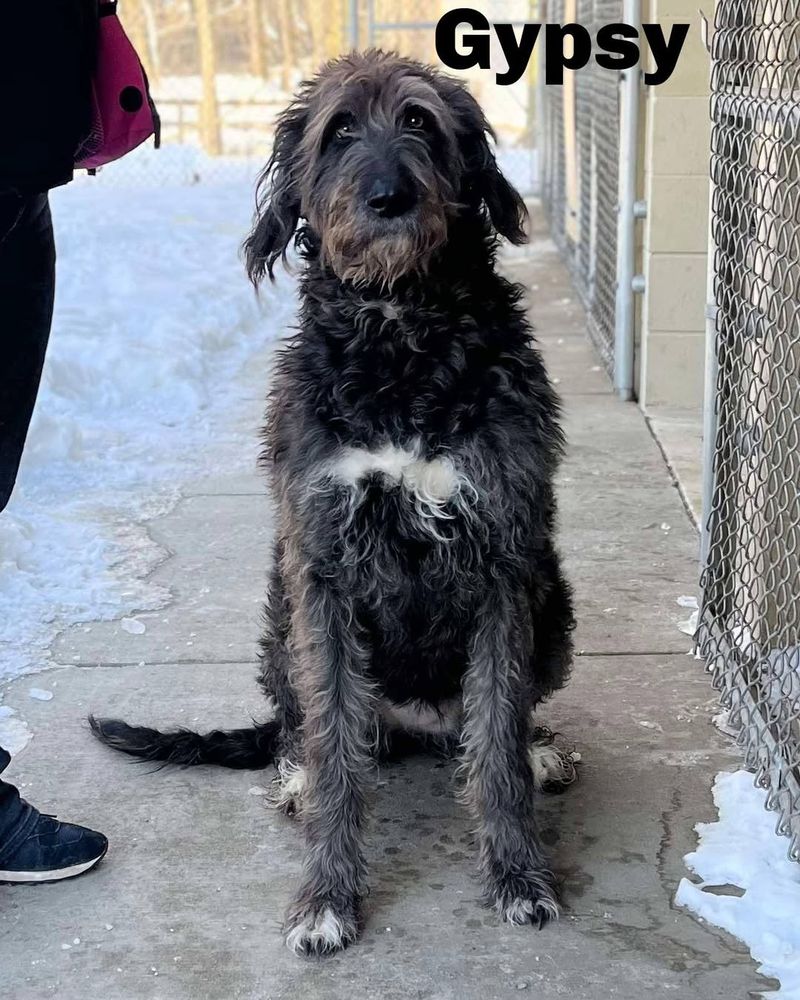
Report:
244,50,527,288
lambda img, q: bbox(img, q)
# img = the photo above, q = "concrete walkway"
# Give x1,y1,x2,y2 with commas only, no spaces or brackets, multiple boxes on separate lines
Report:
1,205,766,999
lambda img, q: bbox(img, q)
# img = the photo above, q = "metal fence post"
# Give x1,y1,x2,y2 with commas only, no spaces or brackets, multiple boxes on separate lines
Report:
534,0,547,197
366,0,376,48
612,0,641,401
700,187,718,567
699,13,717,568
348,0,359,49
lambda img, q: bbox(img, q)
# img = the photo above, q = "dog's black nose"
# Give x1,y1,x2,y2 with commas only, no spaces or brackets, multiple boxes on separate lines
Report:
366,178,414,218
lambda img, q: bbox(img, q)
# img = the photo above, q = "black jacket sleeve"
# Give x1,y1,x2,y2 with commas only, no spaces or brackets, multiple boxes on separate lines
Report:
0,1,98,194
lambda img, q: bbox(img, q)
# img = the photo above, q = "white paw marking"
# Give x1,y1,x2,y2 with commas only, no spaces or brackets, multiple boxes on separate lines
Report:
273,758,307,813
528,743,579,791
285,906,346,955
503,894,560,925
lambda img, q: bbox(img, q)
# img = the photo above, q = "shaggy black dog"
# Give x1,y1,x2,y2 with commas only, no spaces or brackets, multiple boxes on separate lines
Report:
91,50,576,956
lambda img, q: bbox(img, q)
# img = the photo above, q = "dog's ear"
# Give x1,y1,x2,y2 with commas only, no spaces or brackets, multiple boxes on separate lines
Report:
243,101,308,285
476,151,529,246
446,83,528,245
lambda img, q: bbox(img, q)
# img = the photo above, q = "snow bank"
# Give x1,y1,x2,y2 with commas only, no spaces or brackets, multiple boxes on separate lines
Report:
676,770,800,998
0,173,297,683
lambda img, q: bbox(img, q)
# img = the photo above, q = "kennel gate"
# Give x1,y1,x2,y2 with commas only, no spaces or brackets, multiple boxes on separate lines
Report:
539,0,625,381
698,0,800,860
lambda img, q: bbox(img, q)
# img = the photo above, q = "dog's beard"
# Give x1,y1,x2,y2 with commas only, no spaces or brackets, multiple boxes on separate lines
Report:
315,191,449,289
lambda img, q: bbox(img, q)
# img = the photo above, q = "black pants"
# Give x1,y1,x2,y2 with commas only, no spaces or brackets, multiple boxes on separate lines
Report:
0,191,56,513
0,192,56,851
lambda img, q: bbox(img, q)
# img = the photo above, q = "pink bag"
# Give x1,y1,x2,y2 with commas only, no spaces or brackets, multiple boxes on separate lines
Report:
75,1,160,170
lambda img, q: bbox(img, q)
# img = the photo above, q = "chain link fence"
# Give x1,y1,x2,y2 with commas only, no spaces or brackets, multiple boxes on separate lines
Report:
539,0,622,376
699,0,800,860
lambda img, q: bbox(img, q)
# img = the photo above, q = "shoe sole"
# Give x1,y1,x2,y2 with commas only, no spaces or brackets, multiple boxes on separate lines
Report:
0,845,107,885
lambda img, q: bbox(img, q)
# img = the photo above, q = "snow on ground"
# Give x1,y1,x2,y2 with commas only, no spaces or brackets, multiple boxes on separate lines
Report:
676,770,800,998
0,155,297,692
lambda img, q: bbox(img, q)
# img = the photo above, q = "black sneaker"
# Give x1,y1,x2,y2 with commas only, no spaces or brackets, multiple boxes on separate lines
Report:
0,813,108,884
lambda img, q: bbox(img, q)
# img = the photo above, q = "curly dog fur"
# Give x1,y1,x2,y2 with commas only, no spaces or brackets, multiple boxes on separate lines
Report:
90,50,576,956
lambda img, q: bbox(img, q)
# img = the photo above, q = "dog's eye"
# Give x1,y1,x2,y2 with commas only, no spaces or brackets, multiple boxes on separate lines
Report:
404,109,427,131
335,120,355,141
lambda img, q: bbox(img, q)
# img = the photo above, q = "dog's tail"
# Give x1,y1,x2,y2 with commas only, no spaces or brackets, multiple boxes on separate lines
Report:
88,715,280,769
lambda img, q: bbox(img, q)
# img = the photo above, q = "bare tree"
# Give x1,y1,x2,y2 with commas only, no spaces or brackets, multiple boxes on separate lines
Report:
246,0,265,77
194,0,221,154
277,0,294,92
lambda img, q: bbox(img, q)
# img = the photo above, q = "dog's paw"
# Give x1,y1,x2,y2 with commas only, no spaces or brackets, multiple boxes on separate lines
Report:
501,892,559,928
271,758,307,817
491,872,560,929
528,727,580,794
284,901,358,957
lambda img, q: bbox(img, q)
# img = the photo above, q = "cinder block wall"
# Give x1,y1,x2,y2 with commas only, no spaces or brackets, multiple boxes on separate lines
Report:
638,2,711,409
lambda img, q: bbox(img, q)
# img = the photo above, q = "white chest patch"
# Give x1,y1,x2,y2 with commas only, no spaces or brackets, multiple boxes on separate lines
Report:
323,442,475,520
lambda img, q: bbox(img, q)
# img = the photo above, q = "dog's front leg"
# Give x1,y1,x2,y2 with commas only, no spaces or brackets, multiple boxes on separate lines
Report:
462,586,559,928
283,574,374,957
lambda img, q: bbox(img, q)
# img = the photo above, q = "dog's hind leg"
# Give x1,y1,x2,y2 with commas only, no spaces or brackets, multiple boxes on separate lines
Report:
529,550,575,701
259,541,300,720
526,556,578,794
461,586,559,928
259,541,308,814
282,574,375,957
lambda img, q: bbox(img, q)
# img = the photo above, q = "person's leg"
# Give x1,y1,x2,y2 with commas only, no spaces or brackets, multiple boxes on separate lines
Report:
0,190,56,512
0,192,107,882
